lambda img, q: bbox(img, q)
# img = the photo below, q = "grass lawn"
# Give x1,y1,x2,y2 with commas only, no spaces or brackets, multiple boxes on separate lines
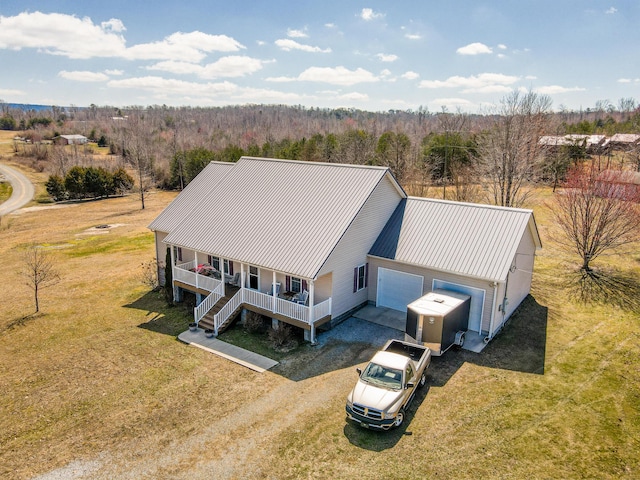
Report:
0,166,638,479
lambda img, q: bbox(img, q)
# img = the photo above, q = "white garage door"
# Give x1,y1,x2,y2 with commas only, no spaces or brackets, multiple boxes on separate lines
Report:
432,279,485,333
377,268,424,312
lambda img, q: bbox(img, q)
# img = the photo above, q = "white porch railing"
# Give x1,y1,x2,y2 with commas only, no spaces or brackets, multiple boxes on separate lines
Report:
212,288,333,335
173,260,221,293
194,282,225,325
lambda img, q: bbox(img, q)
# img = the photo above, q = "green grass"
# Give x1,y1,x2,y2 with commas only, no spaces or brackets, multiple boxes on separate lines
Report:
0,182,12,202
219,319,305,361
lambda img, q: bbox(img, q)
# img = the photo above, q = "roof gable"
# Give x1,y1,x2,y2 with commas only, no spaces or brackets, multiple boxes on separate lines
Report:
369,197,541,282
163,157,404,279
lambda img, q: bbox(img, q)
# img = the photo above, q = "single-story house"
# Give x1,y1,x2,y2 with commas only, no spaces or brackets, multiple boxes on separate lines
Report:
54,134,88,145
149,157,541,344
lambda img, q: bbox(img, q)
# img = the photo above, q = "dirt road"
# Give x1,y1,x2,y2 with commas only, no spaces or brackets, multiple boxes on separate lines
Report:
0,163,34,216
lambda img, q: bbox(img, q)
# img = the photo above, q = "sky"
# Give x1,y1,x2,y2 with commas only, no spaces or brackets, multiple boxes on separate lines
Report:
0,1,639,113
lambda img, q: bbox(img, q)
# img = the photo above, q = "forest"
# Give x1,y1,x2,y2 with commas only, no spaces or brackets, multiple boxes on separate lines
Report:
2,92,639,209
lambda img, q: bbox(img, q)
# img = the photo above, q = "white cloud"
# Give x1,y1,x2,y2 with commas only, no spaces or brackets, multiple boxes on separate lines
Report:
360,8,384,21
605,7,617,14
101,18,125,33
105,69,124,76
0,11,127,59
430,97,474,109
376,53,398,62
58,70,109,82
525,75,537,80
419,73,519,92
339,92,369,101
617,78,640,83
147,56,266,79
405,33,421,40
456,42,493,55
497,44,507,50
287,28,308,38
124,31,245,62
267,66,379,86
535,85,586,94
275,39,331,53
401,71,419,80
325,23,336,28
0,12,244,62
0,88,25,97
108,76,238,97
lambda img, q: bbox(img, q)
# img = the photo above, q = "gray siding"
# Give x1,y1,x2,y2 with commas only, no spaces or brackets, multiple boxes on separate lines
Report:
319,176,403,319
367,257,496,334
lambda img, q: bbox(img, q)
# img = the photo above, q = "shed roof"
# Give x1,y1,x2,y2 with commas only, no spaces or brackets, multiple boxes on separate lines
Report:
149,161,234,233
369,197,541,282
163,156,404,279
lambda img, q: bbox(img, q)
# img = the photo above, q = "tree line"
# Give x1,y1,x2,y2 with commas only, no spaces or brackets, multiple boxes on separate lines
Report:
45,166,134,201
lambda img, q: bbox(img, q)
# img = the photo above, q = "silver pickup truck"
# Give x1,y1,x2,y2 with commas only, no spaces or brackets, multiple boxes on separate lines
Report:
345,339,431,430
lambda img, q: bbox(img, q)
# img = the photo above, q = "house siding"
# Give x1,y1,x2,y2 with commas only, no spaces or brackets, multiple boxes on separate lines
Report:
319,175,403,319
367,257,497,334
503,227,536,319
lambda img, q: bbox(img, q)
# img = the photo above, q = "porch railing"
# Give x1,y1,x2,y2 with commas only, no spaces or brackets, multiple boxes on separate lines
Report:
194,282,225,325
212,288,332,335
174,260,221,293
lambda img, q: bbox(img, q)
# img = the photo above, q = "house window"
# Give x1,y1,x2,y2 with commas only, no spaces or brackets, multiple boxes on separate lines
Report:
209,256,220,271
173,246,182,263
223,259,231,275
290,277,302,293
248,266,259,290
353,264,367,292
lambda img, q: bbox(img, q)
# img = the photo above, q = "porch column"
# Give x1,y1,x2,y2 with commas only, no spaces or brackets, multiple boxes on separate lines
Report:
220,257,225,297
170,245,179,300
240,263,245,290
194,251,200,289
272,271,277,312
309,281,316,344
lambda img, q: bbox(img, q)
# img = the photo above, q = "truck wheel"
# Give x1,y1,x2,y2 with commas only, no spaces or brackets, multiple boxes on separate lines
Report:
394,409,405,428
418,373,427,388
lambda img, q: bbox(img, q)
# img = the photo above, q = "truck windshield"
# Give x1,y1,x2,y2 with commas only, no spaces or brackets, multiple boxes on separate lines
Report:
361,362,402,390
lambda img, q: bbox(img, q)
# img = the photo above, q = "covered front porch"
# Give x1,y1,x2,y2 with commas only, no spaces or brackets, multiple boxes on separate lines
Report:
171,254,332,343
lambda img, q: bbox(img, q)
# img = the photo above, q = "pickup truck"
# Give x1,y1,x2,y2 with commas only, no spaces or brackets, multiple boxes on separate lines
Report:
345,339,431,430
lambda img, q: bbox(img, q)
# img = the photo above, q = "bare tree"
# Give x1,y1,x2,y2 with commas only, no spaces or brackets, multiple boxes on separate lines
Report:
375,131,411,183
121,114,155,209
478,90,552,207
551,165,640,274
21,245,60,313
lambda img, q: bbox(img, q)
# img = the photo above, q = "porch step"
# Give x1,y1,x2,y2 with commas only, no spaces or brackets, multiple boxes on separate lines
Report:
197,286,240,333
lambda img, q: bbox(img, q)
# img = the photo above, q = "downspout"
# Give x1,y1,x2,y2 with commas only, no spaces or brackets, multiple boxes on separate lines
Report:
485,281,498,344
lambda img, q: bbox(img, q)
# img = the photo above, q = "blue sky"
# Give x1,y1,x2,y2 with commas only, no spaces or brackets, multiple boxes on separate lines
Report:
0,1,638,113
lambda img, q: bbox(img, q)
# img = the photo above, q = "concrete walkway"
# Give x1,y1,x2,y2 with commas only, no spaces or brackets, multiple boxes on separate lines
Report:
178,328,279,372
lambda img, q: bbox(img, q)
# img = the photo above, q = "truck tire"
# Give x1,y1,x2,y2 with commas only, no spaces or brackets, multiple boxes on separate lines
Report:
394,409,405,428
418,372,427,389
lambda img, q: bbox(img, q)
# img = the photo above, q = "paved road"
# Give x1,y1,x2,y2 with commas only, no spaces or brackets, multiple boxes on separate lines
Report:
0,163,34,216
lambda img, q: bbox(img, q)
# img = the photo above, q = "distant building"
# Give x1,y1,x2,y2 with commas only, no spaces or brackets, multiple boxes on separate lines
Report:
54,134,88,145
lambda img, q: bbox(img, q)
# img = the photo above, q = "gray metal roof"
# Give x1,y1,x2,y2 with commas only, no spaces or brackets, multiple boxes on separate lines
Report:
148,161,234,233
369,197,541,282
163,157,403,279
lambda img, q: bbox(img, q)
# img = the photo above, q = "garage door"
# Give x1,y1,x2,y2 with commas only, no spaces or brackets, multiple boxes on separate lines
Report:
377,268,424,312
432,280,485,333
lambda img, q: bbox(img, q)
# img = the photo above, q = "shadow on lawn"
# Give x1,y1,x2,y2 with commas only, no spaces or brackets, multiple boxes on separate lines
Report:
126,290,193,337
564,268,640,312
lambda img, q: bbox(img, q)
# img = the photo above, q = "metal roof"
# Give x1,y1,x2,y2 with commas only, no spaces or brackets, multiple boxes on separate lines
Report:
369,197,542,282
163,157,403,279
148,161,234,233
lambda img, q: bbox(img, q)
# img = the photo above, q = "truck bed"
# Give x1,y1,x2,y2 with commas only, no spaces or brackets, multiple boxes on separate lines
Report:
384,339,429,362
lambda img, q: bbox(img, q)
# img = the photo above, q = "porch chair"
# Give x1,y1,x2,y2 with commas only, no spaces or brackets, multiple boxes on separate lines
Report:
295,290,309,306
266,282,281,296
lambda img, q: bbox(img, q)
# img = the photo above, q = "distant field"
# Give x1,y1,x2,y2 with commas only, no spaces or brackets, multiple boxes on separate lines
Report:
0,165,638,479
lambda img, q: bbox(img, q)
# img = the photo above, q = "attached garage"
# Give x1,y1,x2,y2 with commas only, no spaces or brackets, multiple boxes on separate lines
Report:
432,279,485,333
376,267,423,312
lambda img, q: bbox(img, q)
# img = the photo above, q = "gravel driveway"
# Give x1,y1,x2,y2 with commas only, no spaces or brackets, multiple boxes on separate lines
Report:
34,316,404,479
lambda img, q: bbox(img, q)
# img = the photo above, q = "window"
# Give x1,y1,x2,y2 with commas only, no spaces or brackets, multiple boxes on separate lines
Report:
353,264,367,292
223,259,231,275
173,246,182,263
248,265,259,290
209,256,220,271
290,277,302,293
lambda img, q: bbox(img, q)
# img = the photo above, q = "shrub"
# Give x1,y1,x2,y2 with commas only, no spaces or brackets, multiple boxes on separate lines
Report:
244,311,266,334
268,323,297,351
